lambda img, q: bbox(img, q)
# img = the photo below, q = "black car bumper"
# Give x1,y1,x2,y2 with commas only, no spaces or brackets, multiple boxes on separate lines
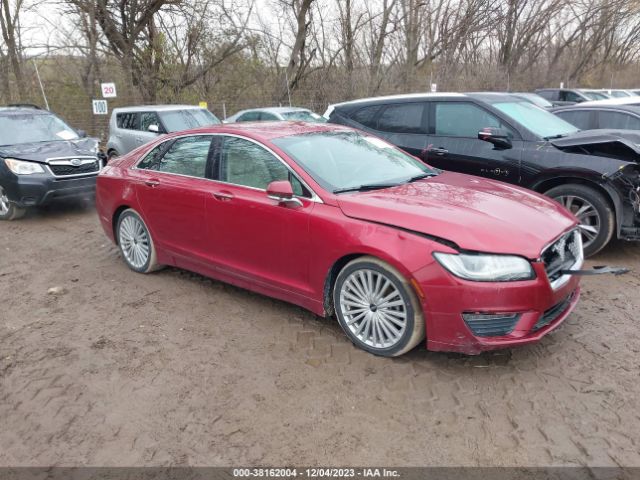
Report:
2,172,97,207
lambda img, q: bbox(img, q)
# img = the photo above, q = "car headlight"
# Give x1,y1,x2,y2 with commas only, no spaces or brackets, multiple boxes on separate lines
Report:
4,158,45,175
433,252,535,281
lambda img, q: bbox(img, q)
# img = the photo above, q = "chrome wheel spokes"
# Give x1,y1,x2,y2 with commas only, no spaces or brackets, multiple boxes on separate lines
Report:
119,215,150,269
339,269,407,349
556,195,600,247
0,187,10,215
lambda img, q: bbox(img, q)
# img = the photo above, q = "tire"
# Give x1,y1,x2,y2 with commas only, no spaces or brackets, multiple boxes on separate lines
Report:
545,184,614,257
0,185,27,221
115,209,161,273
333,256,425,357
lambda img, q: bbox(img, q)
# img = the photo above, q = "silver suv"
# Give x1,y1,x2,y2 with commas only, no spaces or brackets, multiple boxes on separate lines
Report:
106,105,220,158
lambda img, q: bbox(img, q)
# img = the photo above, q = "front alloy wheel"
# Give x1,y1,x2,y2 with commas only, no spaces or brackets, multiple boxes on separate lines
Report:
0,185,26,221
116,209,160,273
334,256,425,357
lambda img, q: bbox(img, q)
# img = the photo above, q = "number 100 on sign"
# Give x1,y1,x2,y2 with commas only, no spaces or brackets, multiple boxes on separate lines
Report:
93,100,108,115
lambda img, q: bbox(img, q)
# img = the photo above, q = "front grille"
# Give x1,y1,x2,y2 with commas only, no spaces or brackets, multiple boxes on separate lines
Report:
462,312,522,337
533,291,575,331
541,230,582,284
48,157,100,177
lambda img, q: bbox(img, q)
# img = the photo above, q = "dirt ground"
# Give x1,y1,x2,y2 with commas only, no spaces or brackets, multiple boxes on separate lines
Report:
1,202,639,467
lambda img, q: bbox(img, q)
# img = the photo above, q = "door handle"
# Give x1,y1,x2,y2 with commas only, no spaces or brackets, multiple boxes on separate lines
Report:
431,147,449,155
144,179,160,187
212,191,234,201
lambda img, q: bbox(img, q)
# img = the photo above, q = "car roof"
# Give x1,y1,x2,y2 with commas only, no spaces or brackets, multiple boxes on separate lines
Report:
237,107,311,114
553,103,640,114
0,106,52,116
112,105,205,113
330,92,466,108
579,97,640,107
163,121,354,142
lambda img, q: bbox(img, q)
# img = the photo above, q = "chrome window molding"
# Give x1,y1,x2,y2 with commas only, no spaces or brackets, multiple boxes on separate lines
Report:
133,132,324,203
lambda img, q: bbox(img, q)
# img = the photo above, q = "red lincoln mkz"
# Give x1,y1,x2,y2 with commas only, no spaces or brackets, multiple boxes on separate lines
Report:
96,122,583,356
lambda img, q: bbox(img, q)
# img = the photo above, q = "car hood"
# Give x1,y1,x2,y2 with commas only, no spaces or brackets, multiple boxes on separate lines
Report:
551,129,640,157
0,138,98,163
336,172,577,259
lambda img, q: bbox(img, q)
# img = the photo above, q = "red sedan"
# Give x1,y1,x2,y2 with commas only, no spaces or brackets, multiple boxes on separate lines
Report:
96,122,583,356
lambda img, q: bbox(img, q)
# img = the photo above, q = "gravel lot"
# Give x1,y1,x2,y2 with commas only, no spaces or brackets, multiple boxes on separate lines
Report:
1,202,639,467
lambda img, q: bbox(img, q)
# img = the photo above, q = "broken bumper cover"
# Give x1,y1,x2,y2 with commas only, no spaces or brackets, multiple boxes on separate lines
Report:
414,261,581,355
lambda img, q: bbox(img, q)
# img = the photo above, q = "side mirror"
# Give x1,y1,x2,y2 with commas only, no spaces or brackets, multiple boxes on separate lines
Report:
148,124,160,133
77,129,87,138
267,180,302,207
478,127,512,149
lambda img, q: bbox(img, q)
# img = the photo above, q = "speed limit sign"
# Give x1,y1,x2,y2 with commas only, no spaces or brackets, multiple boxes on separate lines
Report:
101,82,117,98
92,99,108,115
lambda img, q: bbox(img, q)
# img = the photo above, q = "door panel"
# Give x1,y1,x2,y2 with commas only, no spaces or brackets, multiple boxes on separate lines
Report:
133,135,214,263
206,135,314,296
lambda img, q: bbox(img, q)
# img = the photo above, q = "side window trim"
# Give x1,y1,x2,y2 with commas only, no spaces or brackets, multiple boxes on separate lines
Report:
210,133,321,202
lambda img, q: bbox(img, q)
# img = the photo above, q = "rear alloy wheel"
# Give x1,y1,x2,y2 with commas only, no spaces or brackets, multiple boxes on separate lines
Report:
545,184,614,257
0,186,26,221
116,209,161,273
333,256,425,357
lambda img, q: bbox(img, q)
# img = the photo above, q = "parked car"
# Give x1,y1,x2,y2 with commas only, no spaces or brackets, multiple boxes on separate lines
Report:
507,92,554,109
106,105,221,159
224,107,326,123
552,103,640,131
0,105,102,220
599,89,637,98
325,92,640,256
535,88,610,105
578,96,640,107
97,122,592,356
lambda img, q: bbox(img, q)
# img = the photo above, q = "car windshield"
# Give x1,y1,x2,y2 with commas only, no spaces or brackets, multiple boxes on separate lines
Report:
282,110,326,122
0,113,79,146
517,94,552,108
272,131,437,192
159,109,221,132
492,101,579,139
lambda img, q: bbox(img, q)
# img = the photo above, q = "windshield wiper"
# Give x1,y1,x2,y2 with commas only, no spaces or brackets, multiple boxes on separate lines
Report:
543,134,568,140
333,183,401,194
406,172,438,183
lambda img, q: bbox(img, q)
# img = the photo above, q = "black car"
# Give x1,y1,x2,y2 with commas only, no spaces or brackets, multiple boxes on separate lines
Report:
552,103,640,131
0,106,102,220
325,92,640,256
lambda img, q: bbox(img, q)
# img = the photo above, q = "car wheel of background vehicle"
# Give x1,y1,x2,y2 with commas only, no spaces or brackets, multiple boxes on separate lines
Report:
333,256,425,357
116,209,161,273
0,186,26,221
545,184,614,257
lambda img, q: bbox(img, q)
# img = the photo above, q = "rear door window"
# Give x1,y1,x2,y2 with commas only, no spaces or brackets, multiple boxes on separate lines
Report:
554,110,593,130
350,105,381,129
116,113,139,130
596,111,640,130
376,103,426,134
137,136,213,178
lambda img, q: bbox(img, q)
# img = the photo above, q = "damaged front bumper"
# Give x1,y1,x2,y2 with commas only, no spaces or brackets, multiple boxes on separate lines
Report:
604,164,640,241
